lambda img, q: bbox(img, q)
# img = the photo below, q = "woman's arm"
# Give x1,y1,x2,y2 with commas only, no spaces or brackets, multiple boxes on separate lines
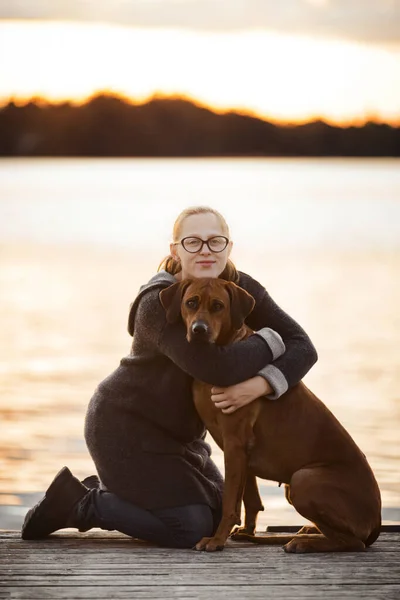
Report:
133,289,285,387
238,272,318,399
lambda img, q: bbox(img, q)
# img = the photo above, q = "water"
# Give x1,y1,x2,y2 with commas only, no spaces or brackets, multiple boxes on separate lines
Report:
0,158,399,530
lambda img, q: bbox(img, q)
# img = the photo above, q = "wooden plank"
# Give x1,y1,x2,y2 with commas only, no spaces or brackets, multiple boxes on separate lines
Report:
2,530,400,543
1,547,400,563
1,574,399,586
1,560,399,572
2,555,400,566
1,544,399,557
0,531,399,600
0,585,399,600
1,585,400,600
2,528,398,540
1,558,399,585
266,525,400,533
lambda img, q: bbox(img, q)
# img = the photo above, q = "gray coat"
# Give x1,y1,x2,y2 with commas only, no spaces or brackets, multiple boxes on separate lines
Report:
84,271,317,510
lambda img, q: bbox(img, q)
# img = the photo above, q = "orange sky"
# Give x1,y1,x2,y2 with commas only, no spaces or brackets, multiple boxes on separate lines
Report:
1,20,399,124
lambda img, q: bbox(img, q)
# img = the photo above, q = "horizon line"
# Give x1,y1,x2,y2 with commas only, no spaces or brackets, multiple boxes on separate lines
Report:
2,91,399,129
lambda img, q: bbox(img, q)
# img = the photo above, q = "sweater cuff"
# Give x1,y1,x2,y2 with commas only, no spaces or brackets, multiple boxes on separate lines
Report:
257,364,289,400
254,327,286,360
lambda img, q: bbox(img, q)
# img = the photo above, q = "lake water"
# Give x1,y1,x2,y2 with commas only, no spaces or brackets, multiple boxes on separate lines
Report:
0,158,399,530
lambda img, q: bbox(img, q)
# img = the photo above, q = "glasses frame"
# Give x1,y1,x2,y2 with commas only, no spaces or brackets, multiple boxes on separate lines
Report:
177,236,230,254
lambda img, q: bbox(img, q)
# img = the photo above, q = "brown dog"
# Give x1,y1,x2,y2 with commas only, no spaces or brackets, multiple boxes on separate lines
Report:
159,278,381,553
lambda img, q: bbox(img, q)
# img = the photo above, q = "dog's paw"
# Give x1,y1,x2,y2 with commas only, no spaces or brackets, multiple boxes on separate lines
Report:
230,526,257,542
194,536,211,551
296,525,320,535
283,539,310,553
194,536,225,552
230,525,255,537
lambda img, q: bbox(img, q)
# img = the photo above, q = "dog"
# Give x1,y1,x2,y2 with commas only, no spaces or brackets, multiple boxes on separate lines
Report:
159,278,381,553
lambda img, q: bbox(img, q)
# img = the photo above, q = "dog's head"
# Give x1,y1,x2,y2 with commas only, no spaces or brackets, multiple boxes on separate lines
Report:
159,278,255,344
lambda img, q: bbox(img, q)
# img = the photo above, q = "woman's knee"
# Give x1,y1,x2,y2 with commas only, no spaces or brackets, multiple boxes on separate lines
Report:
154,504,214,548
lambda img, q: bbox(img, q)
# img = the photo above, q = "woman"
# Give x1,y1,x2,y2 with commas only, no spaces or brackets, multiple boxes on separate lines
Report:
21,206,317,548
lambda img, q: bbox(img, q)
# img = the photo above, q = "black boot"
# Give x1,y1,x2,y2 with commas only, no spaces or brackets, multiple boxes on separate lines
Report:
21,467,89,540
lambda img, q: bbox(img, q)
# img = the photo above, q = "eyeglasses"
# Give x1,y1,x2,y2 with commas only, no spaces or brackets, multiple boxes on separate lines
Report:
177,236,229,253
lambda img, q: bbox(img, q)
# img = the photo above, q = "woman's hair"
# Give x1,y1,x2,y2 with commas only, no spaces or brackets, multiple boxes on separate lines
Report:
158,206,239,283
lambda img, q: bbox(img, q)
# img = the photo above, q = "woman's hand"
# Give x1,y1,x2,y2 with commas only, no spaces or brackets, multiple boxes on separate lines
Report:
211,376,273,414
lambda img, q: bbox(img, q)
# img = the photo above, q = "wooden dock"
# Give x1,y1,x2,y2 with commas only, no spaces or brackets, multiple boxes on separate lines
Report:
1,528,399,599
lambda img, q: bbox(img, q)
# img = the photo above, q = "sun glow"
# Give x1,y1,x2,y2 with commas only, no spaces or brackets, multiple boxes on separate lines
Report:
1,20,399,124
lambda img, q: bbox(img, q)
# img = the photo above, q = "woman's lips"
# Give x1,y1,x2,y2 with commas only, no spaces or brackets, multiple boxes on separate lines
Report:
197,261,215,265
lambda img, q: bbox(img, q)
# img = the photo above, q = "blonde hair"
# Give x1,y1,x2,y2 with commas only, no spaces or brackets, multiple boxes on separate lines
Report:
158,206,239,283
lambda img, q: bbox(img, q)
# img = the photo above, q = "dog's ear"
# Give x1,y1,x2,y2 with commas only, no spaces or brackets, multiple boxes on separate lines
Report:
159,280,192,324
226,282,255,330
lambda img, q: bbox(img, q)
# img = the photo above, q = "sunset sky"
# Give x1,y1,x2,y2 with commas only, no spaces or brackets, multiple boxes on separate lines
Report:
0,0,399,124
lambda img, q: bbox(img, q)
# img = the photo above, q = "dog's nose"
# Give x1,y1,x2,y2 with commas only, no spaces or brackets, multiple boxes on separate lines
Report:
192,321,209,335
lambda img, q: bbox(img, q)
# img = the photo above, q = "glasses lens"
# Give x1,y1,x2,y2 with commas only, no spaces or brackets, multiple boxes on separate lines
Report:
208,236,228,252
182,237,202,252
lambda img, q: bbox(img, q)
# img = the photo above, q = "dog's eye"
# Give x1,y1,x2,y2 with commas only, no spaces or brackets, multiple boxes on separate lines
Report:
186,299,198,309
212,301,224,312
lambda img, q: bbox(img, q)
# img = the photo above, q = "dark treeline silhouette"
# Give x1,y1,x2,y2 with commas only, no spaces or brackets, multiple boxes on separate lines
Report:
0,94,399,157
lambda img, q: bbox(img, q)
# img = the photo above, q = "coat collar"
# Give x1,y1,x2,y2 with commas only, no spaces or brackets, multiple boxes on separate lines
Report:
128,270,176,336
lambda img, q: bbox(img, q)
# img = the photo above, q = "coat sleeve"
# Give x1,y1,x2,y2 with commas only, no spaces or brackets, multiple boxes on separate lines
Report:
132,288,283,387
239,272,318,399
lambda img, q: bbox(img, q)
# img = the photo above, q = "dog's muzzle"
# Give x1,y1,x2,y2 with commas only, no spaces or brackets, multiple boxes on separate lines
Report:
191,321,209,336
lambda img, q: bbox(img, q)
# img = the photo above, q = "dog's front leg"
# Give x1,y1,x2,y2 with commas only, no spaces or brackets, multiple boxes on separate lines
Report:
231,471,264,538
195,417,251,552
195,440,247,551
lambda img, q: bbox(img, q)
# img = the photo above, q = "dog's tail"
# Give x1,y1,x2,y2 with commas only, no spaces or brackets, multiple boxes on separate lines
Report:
365,524,381,547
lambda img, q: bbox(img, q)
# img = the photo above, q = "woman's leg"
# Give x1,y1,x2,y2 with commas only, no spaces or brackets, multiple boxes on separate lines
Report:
21,467,218,548
152,504,215,548
77,489,215,548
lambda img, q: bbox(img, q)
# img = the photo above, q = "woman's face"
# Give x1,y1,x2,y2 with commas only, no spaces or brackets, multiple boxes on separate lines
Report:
170,212,232,280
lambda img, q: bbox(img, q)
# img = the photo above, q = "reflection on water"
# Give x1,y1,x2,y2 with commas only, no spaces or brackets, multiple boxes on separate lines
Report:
0,158,399,529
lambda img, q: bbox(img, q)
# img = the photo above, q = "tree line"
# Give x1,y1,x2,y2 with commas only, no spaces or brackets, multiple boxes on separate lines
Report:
0,94,399,157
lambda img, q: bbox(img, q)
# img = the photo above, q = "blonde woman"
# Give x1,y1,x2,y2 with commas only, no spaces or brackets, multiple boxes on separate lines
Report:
21,206,317,548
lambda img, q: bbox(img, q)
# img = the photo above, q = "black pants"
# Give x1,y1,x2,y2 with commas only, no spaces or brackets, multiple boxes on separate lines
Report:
75,489,220,549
